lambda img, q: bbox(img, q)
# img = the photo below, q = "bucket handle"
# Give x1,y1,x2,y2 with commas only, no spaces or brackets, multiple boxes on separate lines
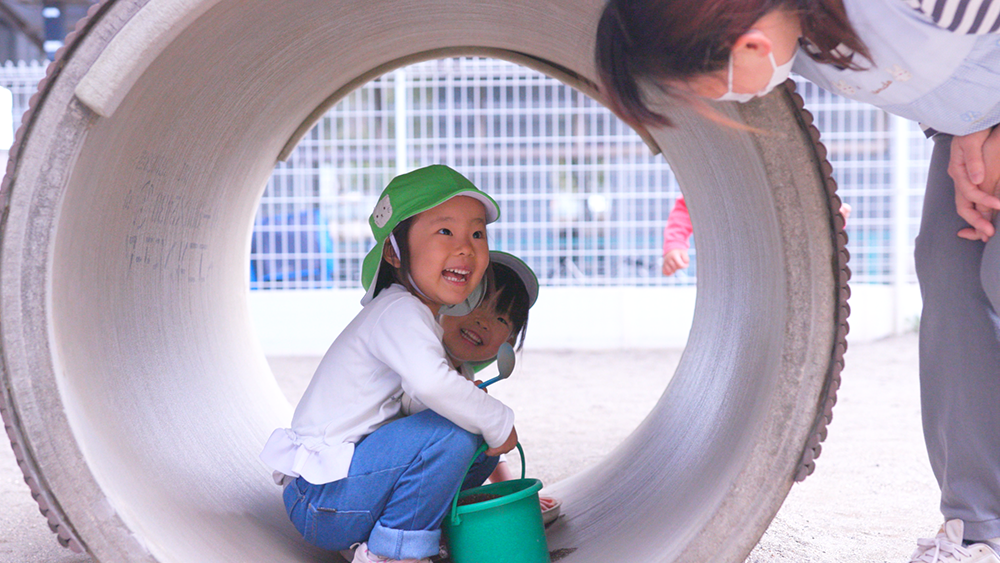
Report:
449,442,525,526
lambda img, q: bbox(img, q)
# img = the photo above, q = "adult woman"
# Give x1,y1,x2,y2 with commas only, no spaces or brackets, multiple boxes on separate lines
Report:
595,1,1000,561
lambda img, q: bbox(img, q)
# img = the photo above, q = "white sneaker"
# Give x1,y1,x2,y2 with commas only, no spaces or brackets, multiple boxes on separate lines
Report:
351,542,431,563
910,520,1000,563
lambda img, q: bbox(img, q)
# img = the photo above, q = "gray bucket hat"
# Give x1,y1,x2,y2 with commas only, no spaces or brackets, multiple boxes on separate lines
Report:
489,251,538,308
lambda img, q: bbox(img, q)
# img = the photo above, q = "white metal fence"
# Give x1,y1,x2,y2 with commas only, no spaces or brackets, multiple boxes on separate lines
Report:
0,59,932,291
0,60,47,134
250,59,932,291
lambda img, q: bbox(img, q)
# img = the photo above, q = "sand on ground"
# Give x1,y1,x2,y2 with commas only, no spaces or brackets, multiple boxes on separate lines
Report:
0,333,940,562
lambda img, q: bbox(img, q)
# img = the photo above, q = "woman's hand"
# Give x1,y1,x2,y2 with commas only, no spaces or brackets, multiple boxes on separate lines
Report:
486,426,518,456
949,129,1000,241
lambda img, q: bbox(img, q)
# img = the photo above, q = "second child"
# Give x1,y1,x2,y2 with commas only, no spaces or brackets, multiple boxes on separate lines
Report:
424,251,559,519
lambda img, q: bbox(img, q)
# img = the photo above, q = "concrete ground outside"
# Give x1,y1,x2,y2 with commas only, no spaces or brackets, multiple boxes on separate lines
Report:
0,333,940,562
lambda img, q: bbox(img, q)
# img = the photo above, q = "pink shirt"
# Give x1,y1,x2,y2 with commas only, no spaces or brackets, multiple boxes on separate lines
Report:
662,196,692,254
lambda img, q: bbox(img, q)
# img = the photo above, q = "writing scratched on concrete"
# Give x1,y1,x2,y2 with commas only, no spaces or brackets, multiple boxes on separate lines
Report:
123,155,215,283
125,234,212,283
123,180,212,231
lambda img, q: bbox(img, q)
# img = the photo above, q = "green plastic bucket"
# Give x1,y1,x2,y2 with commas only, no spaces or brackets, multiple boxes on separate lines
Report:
442,443,550,563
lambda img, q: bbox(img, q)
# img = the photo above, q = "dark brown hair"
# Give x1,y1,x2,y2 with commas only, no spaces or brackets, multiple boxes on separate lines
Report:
373,217,414,299
483,262,531,351
595,0,871,126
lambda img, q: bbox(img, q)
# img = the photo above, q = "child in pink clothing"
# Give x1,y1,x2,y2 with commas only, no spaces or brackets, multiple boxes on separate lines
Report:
661,196,851,276
661,196,693,276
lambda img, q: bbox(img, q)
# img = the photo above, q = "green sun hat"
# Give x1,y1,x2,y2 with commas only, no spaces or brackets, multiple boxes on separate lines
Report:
360,165,500,306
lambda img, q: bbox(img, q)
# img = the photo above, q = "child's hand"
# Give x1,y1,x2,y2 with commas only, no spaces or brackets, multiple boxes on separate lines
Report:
486,426,518,456
838,202,851,226
662,249,690,276
949,128,1000,241
540,495,561,525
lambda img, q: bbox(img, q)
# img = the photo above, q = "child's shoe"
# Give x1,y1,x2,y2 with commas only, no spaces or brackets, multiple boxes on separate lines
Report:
910,520,1000,563
351,542,431,563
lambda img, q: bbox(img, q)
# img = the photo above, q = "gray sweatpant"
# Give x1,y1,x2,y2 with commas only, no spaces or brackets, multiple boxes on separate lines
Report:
914,133,1000,541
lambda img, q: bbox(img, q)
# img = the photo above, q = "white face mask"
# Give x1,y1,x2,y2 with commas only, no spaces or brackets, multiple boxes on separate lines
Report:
715,45,797,103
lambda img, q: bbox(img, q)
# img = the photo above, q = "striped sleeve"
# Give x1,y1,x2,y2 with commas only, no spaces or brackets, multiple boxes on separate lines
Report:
906,0,1000,34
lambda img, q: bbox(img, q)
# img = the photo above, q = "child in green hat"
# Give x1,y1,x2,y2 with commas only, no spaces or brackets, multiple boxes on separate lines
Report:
260,165,518,563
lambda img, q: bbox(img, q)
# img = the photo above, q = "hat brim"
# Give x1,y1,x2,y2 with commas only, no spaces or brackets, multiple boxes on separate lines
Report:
454,191,499,224
360,239,386,305
490,251,538,308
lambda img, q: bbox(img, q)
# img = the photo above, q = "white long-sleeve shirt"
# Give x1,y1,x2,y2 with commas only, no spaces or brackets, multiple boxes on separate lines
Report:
259,284,515,485
401,362,511,468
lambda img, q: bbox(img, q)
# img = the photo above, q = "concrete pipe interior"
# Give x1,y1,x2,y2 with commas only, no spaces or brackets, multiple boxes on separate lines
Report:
0,0,847,562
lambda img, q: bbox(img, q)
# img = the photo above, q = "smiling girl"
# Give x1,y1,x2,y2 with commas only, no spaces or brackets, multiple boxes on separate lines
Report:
260,165,518,563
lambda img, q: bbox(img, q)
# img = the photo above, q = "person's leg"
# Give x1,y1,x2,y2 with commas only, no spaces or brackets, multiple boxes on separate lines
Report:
283,409,488,558
461,449,500,491
363,411,494,559
914,134,1000,541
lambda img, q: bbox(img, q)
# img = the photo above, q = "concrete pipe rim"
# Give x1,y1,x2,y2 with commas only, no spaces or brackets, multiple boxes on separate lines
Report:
0,1,849,561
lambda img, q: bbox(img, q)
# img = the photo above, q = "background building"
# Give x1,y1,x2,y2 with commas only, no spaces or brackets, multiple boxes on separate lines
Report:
0,1,96,62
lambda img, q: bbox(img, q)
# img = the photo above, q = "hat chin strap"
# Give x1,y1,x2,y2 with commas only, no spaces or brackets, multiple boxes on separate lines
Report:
406,272,432,301
439,275,487,317
388,233,402,265
392,234,487,316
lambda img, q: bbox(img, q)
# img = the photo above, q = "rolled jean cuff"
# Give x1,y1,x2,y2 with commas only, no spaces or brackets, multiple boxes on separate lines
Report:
368,521,441,560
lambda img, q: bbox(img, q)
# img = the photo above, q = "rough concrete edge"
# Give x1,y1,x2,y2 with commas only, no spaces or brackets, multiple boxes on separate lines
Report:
785,78,852,484
668,78,850,563
0,0,114,556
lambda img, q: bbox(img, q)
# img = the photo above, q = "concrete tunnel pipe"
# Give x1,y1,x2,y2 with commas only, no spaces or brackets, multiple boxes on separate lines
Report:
0,0,850,561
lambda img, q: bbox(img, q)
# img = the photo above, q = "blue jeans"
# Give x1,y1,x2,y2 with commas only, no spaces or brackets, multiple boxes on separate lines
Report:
283,410,499,559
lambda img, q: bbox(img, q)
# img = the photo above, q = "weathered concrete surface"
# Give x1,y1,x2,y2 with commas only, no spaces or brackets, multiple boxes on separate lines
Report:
0,0,846,561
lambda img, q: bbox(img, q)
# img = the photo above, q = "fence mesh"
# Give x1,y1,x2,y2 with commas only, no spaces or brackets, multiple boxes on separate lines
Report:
0,59,931,290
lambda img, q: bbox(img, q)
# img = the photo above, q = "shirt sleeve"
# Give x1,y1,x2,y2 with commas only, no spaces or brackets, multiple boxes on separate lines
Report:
906,0,1000,34
366,298,515,448
662,196,693,254
400,364,475,416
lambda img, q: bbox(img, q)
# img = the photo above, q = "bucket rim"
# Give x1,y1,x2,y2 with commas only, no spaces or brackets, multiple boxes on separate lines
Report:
452,478,543,516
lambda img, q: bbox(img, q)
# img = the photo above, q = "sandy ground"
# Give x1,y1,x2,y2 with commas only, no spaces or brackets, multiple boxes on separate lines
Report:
0,333,940,562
